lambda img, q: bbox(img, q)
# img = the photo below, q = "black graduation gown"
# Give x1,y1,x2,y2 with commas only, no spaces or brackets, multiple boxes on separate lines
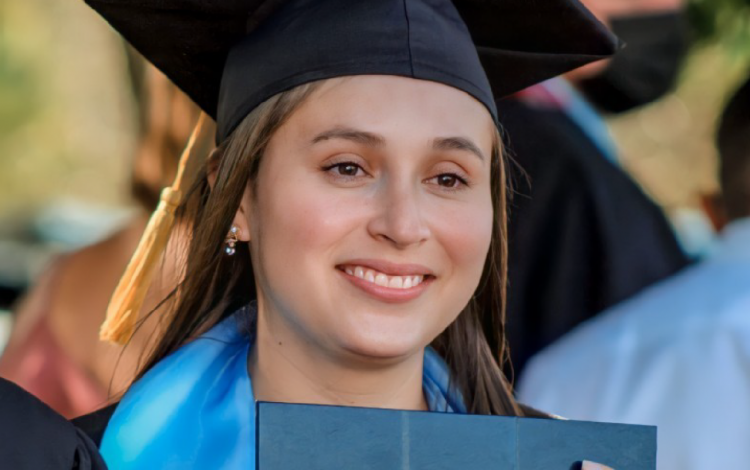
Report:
0,378,108,469
499,98,690,376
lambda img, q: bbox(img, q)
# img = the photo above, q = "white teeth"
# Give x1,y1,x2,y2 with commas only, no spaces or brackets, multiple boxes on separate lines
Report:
388,277,403,289
375,273,389,287
344,265,427,290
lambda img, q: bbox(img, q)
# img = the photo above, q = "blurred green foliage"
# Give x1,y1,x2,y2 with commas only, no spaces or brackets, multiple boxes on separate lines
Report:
0,27,40,137
689,0,750,57
0,0,137,218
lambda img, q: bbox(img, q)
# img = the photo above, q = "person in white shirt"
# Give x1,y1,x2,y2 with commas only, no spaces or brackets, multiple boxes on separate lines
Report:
517,75,750,470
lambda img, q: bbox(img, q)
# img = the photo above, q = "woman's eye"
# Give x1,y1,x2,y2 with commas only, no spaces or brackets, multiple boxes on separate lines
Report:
336,163,361,176
431,173,467,189
324,161,366,178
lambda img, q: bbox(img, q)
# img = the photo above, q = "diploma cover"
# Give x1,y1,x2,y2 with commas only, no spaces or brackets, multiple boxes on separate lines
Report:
257,402,656,469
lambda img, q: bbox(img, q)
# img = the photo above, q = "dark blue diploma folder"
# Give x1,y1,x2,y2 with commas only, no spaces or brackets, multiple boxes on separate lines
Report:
256,402,656,469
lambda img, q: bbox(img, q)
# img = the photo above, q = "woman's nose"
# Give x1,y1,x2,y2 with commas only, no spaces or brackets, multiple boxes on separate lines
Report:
367,182,431,249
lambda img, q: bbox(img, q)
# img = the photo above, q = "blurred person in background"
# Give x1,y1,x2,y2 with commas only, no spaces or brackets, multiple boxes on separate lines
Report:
518,75,750,470
501,0,691,376
0,60,202,419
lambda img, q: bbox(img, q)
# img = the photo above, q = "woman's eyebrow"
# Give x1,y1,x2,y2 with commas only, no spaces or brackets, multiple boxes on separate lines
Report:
310,126,386,147
432,136,485,161
310,128,484,161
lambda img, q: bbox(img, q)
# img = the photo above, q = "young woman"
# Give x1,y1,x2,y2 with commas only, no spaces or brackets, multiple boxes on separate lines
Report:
69,0,616,467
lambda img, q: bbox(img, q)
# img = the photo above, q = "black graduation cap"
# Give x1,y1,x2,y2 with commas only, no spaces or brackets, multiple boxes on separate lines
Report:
85,0,617,143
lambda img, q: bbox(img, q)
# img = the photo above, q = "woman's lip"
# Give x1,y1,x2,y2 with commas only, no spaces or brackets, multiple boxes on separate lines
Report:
338,259,434,277
337,269,432,303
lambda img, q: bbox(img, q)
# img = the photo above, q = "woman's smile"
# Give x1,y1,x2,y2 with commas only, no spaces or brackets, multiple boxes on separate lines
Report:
336,259,435,303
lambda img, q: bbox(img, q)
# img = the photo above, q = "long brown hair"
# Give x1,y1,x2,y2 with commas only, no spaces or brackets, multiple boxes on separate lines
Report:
139,80,521,416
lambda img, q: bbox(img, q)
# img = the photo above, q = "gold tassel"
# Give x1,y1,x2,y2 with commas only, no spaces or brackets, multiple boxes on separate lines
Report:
100,113,210,344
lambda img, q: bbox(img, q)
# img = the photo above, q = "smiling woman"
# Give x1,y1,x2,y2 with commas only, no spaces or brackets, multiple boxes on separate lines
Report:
56,0,618,468
135,74,513,420
207,75,504,414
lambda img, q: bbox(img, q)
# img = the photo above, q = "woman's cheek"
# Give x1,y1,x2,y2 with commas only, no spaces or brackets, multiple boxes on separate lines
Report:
437,200,494,274
263,178,364,260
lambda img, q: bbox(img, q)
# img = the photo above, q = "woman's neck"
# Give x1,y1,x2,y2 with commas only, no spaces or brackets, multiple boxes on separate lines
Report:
248,311,428,411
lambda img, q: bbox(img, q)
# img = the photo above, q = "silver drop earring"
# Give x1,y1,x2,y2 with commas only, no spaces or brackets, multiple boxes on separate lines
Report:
225,226,239,256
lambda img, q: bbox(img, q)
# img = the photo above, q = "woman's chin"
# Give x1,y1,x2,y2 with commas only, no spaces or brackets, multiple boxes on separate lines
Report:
322,308,444,364
335,329,426,363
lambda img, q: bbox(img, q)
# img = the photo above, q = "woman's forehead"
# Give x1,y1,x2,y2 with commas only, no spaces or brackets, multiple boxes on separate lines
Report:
285,75,495,145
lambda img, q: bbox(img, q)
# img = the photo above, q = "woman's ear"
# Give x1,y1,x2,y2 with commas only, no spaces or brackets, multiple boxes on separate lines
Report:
229,185,253,243
208,161,253,243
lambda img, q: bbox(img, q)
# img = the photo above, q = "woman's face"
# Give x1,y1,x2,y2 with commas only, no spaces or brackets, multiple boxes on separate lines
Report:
239,75,495,363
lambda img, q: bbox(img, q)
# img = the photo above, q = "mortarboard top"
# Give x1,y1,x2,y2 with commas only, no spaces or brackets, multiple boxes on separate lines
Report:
85,0,618,144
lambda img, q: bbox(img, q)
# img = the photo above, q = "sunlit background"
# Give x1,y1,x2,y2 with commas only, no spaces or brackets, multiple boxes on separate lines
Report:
1,0,749,348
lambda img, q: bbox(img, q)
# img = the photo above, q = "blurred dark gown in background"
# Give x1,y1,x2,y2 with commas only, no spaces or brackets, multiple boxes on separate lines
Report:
500,9,692,377
500,94,690,376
